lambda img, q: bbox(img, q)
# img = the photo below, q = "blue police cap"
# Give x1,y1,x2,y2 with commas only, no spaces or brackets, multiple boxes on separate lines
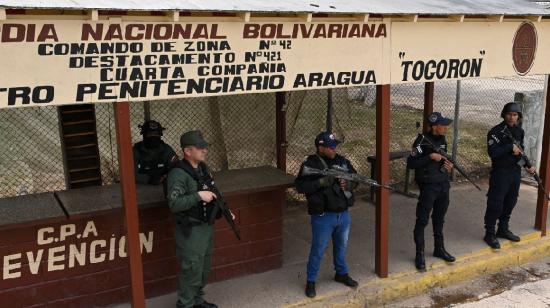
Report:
315,131,341,149
427,112,453,126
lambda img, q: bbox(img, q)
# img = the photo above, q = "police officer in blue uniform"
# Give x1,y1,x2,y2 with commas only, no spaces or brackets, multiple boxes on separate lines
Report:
484,102,536,249
407,112,455,272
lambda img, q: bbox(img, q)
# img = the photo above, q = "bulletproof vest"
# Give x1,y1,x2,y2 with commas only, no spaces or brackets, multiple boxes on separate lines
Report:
298,154,353,214
490,123,523,168
415,134,450,184
136,142,170,175
172,159,217,223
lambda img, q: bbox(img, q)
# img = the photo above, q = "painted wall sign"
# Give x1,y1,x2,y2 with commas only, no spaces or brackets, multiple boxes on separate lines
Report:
512,22,538,75
1,220,154,281
0,20,387,108
390,21,549,84
0,19,548,108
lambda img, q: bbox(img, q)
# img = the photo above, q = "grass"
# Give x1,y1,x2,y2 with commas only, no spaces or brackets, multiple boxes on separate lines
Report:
0,89,497,198
286,91,492,185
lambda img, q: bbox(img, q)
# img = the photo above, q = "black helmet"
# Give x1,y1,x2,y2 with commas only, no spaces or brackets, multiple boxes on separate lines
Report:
138,120,165,136
500,102,523,119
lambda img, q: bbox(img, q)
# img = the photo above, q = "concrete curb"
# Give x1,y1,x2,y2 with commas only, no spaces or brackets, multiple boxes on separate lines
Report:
285,231,550,307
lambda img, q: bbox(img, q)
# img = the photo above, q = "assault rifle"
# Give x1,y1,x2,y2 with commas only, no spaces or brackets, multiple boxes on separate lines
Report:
416,133,483,191
208,183,241,240
302,165,399,192
501,126,550,201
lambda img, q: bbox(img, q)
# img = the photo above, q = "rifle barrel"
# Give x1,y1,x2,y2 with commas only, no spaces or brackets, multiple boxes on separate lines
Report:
302,166,397,191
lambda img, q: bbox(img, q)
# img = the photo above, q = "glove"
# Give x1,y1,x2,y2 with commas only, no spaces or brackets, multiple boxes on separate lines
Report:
319,176,335,188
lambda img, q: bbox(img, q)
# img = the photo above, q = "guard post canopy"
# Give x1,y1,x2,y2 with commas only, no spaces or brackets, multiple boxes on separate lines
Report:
0,0,549,305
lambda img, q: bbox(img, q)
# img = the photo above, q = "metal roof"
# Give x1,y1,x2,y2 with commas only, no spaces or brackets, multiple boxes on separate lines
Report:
0,0,549,16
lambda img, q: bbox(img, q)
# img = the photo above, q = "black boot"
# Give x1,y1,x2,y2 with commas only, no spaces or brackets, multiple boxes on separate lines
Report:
484,232,501,249
496,229,521,242
433,241,456,262
305,281,316,298
334,273,358,288
415,245,426,272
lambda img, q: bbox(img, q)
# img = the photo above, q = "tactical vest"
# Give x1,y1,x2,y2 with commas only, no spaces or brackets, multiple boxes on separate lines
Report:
298,154,354,214
172,160,221,223
489,123,523,169
415,135,450,184
136,142,171,175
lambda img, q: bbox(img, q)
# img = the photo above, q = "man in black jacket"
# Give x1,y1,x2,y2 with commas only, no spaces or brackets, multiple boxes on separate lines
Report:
407,112,455,272
133,120,178,185
484,102,536,249
295,132,359,298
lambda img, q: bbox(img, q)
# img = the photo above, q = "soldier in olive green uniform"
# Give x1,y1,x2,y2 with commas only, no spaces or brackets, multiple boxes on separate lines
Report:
133,120,178,185
166,130,220,308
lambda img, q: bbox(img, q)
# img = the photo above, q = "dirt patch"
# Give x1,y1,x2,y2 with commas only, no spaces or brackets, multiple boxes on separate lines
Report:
430,292,476,308
425,262,550,307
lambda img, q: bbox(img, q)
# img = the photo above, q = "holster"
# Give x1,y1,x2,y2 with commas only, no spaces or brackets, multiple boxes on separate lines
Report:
178,216,203,238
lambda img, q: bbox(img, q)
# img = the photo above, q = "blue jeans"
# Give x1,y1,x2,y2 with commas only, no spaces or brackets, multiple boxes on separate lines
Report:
307,211,351,282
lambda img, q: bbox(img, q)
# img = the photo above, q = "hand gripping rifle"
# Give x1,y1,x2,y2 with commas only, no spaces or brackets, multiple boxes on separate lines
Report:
301,165,399,192
208,183,241,240
501,126,550,201
416,133,483,191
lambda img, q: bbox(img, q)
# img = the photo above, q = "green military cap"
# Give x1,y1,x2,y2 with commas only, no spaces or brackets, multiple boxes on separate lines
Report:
180,130,209,149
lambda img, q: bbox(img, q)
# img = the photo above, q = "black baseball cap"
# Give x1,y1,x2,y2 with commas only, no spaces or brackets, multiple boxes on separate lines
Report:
315,131,341,149
427,112,453,126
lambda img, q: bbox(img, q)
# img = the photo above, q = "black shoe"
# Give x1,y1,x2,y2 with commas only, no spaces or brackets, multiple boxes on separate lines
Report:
305,281,316,298
433,244,456,263
484,233,501,249
193,302,218,308
415,249,426,272
334,273,358,288
496,229,521,242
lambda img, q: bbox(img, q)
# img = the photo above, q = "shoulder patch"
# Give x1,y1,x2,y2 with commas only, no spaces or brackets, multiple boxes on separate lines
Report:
169,186,184,201
488,139,495,146
411,147,418,157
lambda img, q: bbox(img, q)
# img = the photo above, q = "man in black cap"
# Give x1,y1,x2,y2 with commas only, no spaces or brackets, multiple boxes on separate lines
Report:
295,131,359,298
483,102,536,249
407,112,455,272
166,130,226,308
133,120,178,185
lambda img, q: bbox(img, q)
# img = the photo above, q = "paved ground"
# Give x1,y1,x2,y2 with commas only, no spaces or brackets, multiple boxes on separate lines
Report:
456,278,550,308
391,258,550,308
113,180,549,308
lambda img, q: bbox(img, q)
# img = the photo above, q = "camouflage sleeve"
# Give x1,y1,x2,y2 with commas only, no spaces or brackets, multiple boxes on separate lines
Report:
295,161,323,195
166,169,201,213
166,144,179,164
162,144,179,173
